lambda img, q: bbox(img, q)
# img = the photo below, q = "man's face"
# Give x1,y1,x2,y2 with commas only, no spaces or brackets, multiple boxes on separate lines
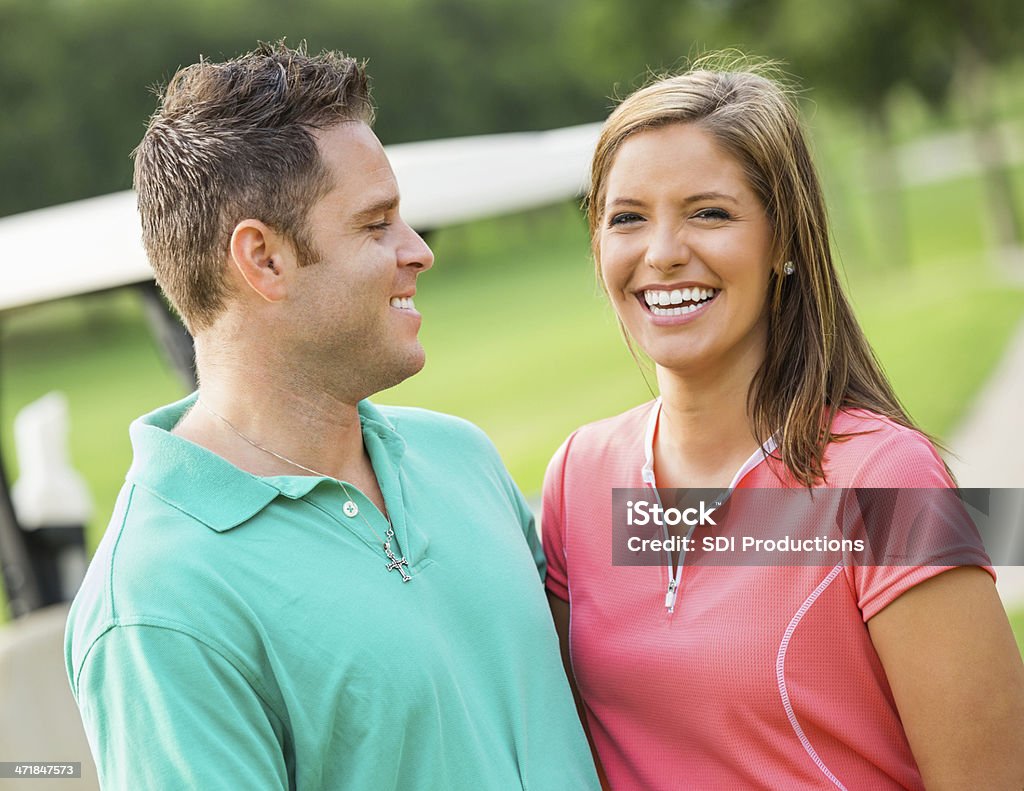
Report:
287,122,434,398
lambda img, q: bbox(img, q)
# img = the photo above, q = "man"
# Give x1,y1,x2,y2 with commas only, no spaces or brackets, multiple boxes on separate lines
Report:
65,42,599,790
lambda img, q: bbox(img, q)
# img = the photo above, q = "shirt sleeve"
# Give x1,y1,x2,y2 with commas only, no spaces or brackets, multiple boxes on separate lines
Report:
512,478,546,581
75,624,289,790
841,429,995,621
542,435,574,602
476,433,546,582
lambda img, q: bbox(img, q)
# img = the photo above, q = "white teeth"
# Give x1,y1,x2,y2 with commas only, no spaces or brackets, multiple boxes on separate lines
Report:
643,287,718,311
650,303,689,316
389,297,415,310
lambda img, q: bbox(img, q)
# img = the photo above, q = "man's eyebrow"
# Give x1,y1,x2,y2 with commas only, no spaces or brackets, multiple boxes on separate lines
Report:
352,195,399,223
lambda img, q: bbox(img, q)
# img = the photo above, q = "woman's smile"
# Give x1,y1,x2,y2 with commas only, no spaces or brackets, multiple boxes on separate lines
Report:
635,285,720,324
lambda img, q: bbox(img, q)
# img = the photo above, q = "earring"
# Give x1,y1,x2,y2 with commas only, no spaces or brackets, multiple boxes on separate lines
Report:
782,261,795,276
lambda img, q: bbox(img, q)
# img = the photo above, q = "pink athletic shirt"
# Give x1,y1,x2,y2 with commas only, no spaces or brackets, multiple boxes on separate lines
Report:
543,400,994,790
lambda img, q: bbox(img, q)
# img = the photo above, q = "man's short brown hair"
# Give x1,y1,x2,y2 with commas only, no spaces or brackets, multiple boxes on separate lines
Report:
133,41,374,331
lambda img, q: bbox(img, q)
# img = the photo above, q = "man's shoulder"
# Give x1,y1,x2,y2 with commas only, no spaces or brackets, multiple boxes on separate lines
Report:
372,403,497,455
65,481,242,692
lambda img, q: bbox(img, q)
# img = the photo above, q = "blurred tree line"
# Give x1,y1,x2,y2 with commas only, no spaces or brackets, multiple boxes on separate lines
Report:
1,0,1022,245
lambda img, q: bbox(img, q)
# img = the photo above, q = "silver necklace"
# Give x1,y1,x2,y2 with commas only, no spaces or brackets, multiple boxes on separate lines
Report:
196,399,411,582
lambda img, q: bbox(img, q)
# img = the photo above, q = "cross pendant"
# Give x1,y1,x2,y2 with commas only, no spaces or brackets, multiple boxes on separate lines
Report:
382,539,411,582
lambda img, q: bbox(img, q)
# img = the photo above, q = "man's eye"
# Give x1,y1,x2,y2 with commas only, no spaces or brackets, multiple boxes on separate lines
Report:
693,208,730,221
368,221,392,232
609,212,643,227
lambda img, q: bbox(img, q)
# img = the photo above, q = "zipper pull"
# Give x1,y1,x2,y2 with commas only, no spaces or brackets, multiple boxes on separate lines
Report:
665,578,678,612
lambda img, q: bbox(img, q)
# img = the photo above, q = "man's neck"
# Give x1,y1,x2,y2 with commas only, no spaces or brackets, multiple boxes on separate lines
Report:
171,352,384,509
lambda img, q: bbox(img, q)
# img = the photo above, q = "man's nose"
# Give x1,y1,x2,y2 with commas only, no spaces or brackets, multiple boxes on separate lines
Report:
403,222,434,272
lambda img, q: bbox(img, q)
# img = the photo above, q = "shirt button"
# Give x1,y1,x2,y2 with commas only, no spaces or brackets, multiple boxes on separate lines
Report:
343,500,359,518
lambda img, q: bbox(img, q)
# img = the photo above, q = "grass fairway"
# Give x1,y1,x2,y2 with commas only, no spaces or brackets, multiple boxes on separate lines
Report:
1011,609,1024,657
1,290,184,548
849,261,1024,438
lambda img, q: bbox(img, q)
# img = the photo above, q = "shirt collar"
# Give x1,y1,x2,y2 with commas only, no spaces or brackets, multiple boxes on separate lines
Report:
641,397,778,489
126,392,406,532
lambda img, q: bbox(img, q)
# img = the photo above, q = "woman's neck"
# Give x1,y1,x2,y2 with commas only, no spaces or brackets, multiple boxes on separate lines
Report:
653,363,763,489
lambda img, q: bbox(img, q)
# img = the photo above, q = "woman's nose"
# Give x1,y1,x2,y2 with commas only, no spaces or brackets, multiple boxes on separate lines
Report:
643,225,690,273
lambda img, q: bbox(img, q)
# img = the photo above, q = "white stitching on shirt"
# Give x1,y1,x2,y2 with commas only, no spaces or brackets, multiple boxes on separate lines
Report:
776,563,849,791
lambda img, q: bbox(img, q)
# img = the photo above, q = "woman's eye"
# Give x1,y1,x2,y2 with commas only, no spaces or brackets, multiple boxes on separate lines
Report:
609,212,643,227
693,208,730,221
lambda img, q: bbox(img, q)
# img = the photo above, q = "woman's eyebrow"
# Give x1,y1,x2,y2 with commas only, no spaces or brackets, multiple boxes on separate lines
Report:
682,191,739,204
606,192,739,209
605,197,646,209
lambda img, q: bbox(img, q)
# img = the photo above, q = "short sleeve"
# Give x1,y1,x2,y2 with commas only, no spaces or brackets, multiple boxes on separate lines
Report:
842,429,994,621
76,625,289,790
512,480,546,581
476,426,546,581
848,426,953,488
542,435,574,602
433,412,547,581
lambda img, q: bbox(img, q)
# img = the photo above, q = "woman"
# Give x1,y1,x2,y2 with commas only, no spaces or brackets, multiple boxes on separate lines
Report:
543,57,1024,790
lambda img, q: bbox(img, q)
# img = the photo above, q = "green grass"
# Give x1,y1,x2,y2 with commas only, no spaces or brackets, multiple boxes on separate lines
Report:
849,262,1024,437
1,290,183,551
1010,608,1024,658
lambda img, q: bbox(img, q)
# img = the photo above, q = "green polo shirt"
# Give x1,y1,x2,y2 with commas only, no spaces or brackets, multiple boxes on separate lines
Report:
65,394,598,790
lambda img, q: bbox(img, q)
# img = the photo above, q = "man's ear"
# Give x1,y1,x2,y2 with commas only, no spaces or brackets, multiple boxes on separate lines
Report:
229,220,292,303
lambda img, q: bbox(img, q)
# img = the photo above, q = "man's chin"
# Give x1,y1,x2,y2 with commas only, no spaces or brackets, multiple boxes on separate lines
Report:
373,347,427,394
402,349,427,381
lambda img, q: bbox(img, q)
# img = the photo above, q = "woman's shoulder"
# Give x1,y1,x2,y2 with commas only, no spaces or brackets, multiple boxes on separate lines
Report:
822,408,951,487
547,400,654,479
564,400,656,451
830,406,908,432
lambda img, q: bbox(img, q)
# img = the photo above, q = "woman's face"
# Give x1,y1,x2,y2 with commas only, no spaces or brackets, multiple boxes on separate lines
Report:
598,122,776,379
